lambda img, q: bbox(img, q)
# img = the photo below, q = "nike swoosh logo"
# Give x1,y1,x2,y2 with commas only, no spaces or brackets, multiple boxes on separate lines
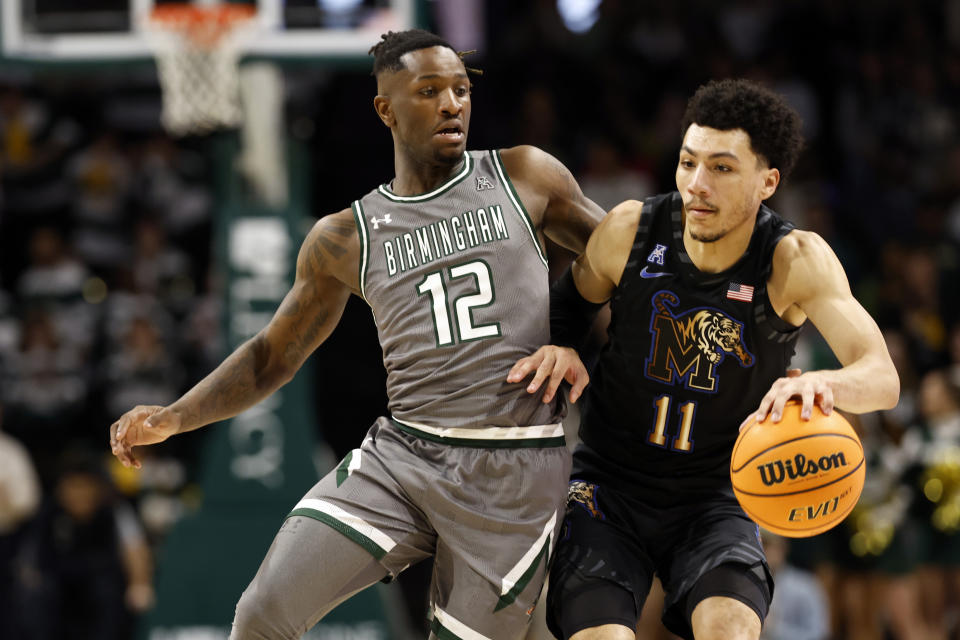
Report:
640,266,673,279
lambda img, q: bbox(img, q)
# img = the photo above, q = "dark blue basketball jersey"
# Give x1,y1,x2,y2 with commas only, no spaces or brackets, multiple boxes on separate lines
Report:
576,192,802,505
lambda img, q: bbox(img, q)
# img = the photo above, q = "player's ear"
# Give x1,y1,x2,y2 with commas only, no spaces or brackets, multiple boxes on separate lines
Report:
373,95,394,128
759,167,780,201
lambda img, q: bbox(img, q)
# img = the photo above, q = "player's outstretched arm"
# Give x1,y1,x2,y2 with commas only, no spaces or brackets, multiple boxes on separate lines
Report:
110,211,358,468
748,230,900,425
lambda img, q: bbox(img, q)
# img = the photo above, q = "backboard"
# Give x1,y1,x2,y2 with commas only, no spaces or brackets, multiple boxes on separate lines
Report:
1,0,418,61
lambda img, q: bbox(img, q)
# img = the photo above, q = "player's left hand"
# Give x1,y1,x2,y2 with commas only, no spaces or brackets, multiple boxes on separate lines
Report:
740,368,834,430
507,345,590,404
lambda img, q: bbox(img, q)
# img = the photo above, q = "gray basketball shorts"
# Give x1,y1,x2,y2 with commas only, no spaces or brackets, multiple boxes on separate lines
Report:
287,417,572,640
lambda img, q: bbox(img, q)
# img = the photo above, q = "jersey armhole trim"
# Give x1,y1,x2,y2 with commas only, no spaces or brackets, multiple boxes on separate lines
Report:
757,225,803,337
351,200,370,302
491,149,549,269
757,286,804,337
617,199,656,289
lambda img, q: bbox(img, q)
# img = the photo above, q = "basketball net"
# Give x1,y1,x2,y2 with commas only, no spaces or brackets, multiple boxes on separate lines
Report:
146,3,256,136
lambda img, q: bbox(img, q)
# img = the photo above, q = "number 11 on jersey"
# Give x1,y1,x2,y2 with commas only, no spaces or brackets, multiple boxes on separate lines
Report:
648,395,697,453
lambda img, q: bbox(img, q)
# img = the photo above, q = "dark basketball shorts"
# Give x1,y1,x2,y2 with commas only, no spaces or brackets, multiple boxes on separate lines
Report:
546,478,773,640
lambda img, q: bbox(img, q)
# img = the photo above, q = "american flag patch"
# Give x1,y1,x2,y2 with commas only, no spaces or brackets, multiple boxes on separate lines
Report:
727,283,754,302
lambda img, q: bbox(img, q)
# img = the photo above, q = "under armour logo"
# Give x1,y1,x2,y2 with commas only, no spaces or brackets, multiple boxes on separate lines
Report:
647,243,667,265
370,214,392,229
476,175,495,191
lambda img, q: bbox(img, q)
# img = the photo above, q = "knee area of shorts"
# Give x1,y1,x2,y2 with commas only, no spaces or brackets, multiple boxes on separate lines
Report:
232,582,290,639
233,586,266,628
546,576,637,640
684,562,770,624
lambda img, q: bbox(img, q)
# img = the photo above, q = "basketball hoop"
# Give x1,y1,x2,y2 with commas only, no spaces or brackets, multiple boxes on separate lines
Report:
145,3,256,136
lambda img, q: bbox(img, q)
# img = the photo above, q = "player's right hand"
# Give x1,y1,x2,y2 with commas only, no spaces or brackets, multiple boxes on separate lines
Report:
109,405,181,469
507,345,590,404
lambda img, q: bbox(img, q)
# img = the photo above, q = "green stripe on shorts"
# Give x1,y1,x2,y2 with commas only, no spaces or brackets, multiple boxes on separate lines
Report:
494,537,550,612
430,616,464,640
287,508,387,560
335,450,354,487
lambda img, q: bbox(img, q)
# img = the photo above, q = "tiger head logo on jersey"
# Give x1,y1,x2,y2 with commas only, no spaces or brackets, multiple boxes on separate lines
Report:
567,481,605,520
643,290,755,393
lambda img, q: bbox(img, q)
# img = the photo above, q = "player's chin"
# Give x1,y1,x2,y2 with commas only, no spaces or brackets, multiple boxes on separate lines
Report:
433,140,466,163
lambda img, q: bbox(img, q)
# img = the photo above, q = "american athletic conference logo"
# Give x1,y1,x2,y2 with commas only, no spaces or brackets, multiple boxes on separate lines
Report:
644,290,755,393
757,452,849,486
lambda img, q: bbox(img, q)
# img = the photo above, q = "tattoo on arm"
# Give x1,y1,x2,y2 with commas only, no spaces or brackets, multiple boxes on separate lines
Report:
175,334,272,431
282,303,331,368
324,217,356,238
541,153,600,251
172,214,356,432
282,217,352,317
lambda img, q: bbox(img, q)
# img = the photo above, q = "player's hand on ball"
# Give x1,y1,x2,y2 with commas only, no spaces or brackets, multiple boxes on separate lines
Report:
742,368,835,430
109,405,181,469
507,345,590,404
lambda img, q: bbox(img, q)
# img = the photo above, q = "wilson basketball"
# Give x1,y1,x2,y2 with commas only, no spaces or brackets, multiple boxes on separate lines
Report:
730,401,865,537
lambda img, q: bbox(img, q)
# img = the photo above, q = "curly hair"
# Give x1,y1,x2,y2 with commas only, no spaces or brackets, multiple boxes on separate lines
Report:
681,79,804,180
369,29,456,76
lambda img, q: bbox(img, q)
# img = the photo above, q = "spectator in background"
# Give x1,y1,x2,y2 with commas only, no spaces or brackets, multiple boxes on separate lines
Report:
17,226,87,305
103,314,184,420
0,84,77,219
16,449,154,640
17,226,95,353
67,131,133,270
840,409,929,640
2,309,87,466
135,135,211,236
877,245,946,374
130,217,193,312
760,530,829,640
0,401,42,639
911,369,960,639
0,85,73,174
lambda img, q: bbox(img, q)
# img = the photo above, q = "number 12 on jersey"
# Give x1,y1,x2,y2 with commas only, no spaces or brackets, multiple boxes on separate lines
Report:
417,260,502,347
648,395,697,453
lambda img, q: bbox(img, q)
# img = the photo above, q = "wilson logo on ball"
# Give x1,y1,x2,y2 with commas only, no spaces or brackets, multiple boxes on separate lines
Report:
757,452,849,486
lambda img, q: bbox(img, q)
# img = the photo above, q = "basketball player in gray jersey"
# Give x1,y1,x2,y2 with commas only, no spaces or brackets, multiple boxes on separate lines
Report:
109,30,604,639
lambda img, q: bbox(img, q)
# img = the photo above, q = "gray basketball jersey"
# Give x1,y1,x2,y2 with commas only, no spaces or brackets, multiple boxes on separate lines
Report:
352,150,564,442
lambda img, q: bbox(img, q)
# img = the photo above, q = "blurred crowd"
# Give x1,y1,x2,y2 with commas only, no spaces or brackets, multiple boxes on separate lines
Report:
0,0,958,639
0,78,220,637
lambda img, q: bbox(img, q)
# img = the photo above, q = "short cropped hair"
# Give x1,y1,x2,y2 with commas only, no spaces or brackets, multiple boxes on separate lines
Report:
681,79,804,180
369,29,456,76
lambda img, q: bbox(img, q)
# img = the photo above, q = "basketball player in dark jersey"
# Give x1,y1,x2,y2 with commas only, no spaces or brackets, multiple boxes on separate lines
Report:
513,79,900,640
109,30,603,639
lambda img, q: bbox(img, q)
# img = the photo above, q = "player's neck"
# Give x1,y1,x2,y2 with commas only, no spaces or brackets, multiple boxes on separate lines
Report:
682,213,755,274
391,151,463,196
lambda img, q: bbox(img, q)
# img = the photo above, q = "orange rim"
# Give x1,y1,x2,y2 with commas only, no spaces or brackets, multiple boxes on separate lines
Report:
148,3,256,47
149,3,256,25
